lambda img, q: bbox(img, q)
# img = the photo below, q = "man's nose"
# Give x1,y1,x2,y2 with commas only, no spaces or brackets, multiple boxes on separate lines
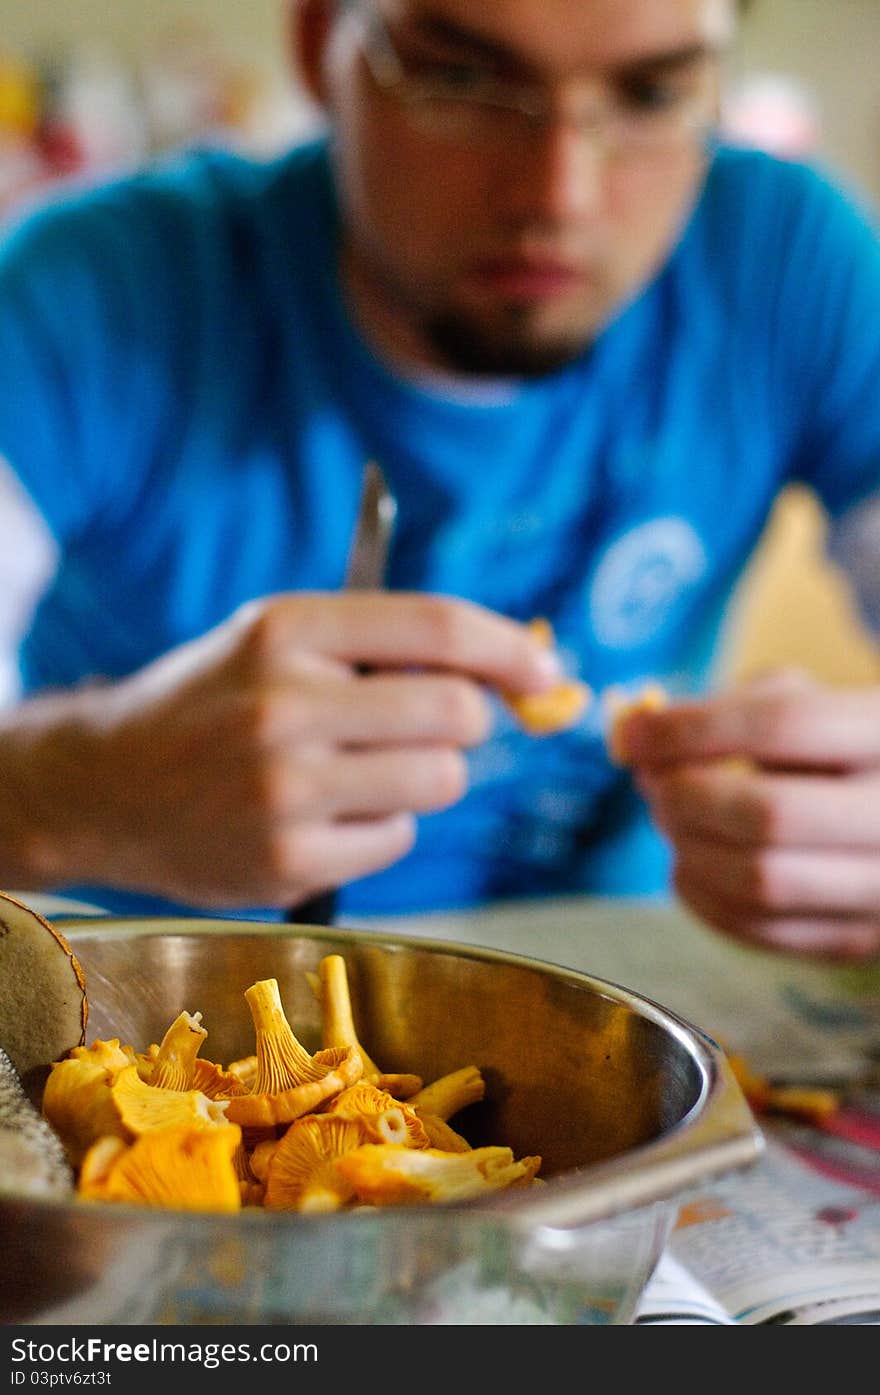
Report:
501,117,607,224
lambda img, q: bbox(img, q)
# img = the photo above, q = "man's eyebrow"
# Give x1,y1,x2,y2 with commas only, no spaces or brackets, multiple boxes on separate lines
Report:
398,19,718,78
616,42,719,78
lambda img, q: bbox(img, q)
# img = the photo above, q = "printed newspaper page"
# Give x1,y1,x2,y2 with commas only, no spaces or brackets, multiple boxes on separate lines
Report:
637,1130,880,1324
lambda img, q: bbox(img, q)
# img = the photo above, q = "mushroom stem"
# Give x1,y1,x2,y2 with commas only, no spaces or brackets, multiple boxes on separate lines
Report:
317,956,382,1077
147,1012,207,1091
245,979,326,1091
408,1066,485,1121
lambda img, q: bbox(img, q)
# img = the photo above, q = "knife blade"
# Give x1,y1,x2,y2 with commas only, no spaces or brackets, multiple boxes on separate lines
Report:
343,460,397,590
287,460,396,926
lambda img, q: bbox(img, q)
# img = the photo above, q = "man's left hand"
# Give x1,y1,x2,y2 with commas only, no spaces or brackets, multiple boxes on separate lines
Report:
617,671,880,961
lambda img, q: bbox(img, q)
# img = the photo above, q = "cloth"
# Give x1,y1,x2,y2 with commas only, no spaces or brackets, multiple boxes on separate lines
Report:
0,137,878,919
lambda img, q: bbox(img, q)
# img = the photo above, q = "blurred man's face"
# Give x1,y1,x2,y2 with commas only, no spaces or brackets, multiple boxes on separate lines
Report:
313,0,733,376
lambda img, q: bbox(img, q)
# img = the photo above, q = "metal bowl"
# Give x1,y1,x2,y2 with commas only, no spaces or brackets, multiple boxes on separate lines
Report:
2,919,763,1325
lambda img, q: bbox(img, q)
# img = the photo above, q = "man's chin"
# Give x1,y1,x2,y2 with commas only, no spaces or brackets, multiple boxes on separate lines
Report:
424,309,596,379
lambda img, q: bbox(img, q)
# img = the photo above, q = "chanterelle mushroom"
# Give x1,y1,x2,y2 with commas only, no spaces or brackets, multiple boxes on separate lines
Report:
333,1144,542,1206
41,1038,135,1166
136,1011,207,1091
222,978,363,1128
110,1064,230,1136
408,1066,485,1122
314,956,422,1099
77,1123,243,1212
326,1081,429,1148
502,619,591,735
263,1114,366,1213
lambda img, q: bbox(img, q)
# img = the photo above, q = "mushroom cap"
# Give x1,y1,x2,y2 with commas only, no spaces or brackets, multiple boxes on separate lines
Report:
223,1045,363,1128
77,1123,243,1211
501,619,591,735
0,890,88,1098
110,1064,230,1136
505,680,591,736
263,1113,366,1212
326,1082,429,1148
192,1058,250,1099
41,1040,134,1167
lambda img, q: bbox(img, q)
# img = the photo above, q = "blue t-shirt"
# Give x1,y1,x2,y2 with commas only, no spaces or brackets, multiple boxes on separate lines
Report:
1,138,879,918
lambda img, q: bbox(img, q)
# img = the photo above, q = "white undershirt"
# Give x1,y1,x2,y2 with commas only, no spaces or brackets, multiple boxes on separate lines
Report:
0,456,58,706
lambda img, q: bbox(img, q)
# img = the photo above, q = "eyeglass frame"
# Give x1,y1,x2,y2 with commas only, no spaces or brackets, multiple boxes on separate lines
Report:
344,0,724,158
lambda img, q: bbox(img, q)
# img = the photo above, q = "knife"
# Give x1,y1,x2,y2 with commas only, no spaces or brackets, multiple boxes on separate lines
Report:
342,460,397,592
287,461,396,926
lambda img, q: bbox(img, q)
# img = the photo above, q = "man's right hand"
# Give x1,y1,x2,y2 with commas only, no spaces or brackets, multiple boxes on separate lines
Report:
0,593,562,909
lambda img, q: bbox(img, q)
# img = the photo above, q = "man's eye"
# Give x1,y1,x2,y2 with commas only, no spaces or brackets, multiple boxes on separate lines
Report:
621,81,687,113
416,59,492,92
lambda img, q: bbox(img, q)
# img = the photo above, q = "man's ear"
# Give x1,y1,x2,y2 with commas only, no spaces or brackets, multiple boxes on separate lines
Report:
289,0,337,108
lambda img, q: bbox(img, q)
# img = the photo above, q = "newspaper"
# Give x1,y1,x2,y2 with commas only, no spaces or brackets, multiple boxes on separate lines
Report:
637,1126,880,1324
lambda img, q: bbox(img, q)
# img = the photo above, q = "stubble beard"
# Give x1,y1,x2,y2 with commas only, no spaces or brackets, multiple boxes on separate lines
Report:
423,303,596,379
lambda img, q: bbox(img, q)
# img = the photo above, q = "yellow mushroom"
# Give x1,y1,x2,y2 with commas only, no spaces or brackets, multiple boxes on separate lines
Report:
408,1066,485,1122
314,955,423,1099
605,681,669,765
192,1058,249,1099
77,1123,243,1212
225,1056,258,1089
247,1137,280,1183
222,978,363,1129
502,619,592,735
110,1064,230,1136
416,1112,472,1153
77,1135,129,1192
326,1081,430,1148
263,1114,366,1213
136,1011,207,1091
42,1038,136,1167
333,1144,542,1206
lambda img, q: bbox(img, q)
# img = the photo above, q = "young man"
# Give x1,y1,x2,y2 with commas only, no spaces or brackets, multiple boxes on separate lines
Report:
0,0,879,958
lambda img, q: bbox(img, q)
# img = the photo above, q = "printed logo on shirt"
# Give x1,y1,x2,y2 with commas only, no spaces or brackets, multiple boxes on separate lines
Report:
589,516,707,649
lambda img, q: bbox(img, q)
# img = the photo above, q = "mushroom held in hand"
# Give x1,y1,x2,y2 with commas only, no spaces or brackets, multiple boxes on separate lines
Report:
502,619,591,735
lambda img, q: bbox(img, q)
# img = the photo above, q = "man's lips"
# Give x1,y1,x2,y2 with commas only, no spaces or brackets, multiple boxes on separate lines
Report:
466,255,588,299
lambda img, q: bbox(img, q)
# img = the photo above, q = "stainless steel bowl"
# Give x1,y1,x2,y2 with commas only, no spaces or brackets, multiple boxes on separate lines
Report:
2,919,763,1325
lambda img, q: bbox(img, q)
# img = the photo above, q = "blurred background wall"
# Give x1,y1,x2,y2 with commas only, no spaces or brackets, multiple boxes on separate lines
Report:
0,0,877,686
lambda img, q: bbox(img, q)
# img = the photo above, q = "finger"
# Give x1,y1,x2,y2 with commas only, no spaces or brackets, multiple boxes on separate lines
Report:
672,834,880,916
640,764,880,850
261,746,469,821
674,870,880,963
238,672,494,749
620,685,880,770
234,593,564,694
274,812,417,901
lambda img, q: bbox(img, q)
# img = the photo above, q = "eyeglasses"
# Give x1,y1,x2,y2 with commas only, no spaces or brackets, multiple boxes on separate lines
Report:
349,1,720,161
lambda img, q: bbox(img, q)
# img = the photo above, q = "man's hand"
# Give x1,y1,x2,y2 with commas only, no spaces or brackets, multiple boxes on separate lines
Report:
0,593,562,909
615,671,880,961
